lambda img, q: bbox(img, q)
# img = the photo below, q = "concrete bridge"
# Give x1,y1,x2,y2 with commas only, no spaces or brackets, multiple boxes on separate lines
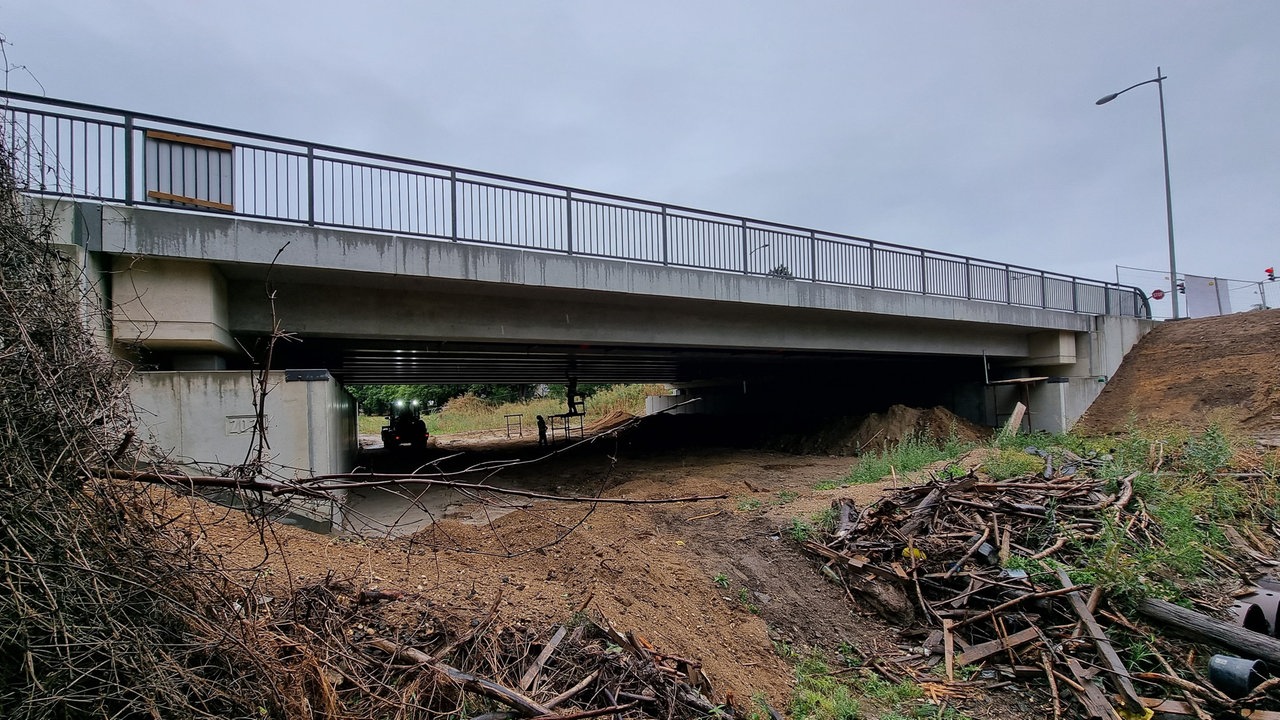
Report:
8,92,1152,525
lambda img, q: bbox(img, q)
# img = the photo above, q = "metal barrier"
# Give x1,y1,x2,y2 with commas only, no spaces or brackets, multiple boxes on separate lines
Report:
0,91,1149,318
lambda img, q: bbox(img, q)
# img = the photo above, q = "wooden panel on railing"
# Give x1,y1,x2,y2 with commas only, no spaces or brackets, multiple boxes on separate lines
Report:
144,130,234,211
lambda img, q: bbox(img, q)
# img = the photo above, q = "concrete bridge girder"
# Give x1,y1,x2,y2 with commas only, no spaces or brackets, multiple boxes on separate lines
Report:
96,204,1094,363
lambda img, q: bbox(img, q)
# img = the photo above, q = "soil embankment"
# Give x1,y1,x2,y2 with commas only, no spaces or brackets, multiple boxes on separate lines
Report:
1076,308,1280,438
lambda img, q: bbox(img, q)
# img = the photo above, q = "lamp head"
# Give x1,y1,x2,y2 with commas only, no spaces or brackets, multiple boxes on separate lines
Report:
1095,93,1118,105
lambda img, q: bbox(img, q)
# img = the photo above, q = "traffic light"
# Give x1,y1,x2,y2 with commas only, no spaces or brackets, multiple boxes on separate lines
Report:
1268,267,1276,282
1177,281,1185,294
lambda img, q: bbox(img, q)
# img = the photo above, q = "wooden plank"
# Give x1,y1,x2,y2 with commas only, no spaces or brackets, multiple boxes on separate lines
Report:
145,128,234,150
146,190,234,212
518,624,567,690
1064,657,1119,720
943,618,955,681
955,626,1039,665
802,541,901,580
1002,402,1027,435
1056,570,1144,716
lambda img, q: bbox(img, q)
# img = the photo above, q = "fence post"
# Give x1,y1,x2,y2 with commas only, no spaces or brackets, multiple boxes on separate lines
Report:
1004,265,1012,304
1071,279,1078,312
660,206,669,266
920,252,928,294
123,114,134,205
964,258,972,299
449,170,458,241
306,146,315,226
868,241,877,289
808,230,817,282
740,219,749,274
565,190,574,255
1040,271,1047,308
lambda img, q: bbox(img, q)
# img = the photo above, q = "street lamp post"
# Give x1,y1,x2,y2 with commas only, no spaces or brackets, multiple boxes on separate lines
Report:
1096,66,1179,319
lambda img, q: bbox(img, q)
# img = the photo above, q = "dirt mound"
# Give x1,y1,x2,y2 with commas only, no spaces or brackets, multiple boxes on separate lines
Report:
1076,308,1280,437
772,405,990,455
585,409,634,433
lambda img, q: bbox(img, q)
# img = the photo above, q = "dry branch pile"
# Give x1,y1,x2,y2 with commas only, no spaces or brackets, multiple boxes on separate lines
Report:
271,576,726,719
804,449,1280,719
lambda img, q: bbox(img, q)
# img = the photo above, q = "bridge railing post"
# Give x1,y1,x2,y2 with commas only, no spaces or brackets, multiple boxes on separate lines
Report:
449,169,458,242
808,231,816,282
660,206,669,266
1040,271,1047,308
123,113,134,205
306,146,315,226
1004,264,1013,305
1071,278,1078,312
964,258,972,300
920,252,927,294
868,240,877,289
565,190,574,255
740,219,748,274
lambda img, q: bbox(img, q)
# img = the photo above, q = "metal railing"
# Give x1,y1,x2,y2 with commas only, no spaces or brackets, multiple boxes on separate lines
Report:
0,91,1149,318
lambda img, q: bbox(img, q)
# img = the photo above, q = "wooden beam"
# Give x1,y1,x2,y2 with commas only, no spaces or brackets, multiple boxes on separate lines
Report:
1057,570,1144,716
146,190,234,212
955,626,1040,665
519,625,567,691
1002,402,1027,435
145,129,233,150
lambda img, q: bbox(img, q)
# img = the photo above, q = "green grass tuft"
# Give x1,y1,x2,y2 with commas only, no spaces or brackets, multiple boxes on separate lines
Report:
845,433,974,485
980,449,1044,480
789,656,861,720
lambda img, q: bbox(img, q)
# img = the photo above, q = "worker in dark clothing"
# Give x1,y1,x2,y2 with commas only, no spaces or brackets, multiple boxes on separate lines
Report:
566,377,579,415
536,415,547,446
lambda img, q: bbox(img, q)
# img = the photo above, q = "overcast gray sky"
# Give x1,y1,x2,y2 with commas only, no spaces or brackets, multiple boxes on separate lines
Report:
3,1,1277,314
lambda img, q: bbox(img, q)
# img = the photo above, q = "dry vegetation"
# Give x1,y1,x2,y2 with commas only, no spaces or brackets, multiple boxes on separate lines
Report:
0,156,289,717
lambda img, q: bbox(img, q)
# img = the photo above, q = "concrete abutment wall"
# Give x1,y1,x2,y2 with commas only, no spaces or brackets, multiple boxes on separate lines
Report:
130,370,357,530
1026,315,1152,433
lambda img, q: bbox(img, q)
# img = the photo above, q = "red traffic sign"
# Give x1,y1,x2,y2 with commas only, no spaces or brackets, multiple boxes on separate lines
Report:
1151,289,1166,300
